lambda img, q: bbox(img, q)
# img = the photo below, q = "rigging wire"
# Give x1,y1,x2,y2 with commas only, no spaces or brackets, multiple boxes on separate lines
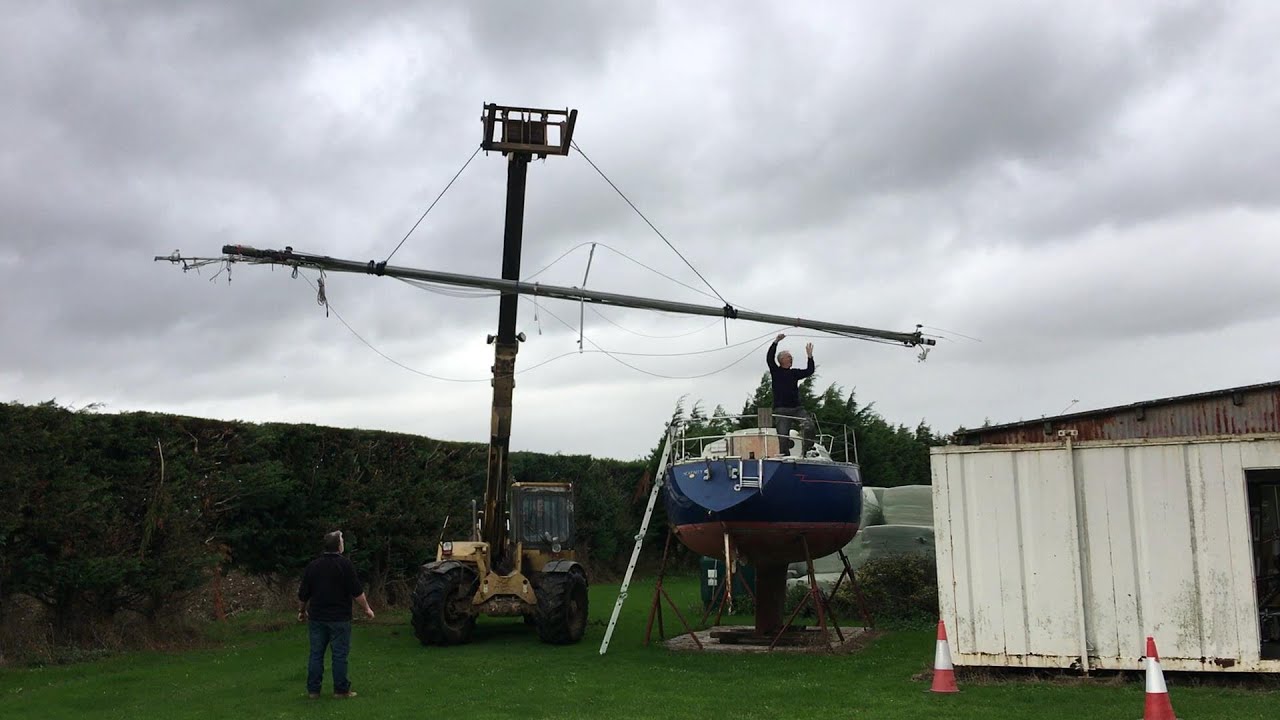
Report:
593,243,721,302
522,239,734,337
399,272,722,340
527,297,778,379
600,340,770,380
586,305,722,339
395,277,501,298
571,140,731,308
384,144,483,263
393,237,734,339
296,271,583,382
390,265,909,351
920,325,983,343
524,240,593,283
293,272,766,383
177,263,914,388
524,240,721,303
793,328,919,348
397,237,720,308
520,296,783,356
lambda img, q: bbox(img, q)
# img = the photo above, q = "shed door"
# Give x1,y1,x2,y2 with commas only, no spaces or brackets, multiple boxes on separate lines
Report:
935,447,1086,663
1248,469,1280,660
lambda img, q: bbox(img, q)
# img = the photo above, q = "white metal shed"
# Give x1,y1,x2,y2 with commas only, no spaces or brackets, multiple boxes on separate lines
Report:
931,433,1280,672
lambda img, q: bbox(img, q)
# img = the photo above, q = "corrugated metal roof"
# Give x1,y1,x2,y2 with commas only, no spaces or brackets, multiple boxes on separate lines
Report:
956,380,1280,445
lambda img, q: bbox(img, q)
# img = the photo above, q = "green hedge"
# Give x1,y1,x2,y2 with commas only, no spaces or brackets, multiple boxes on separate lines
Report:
785,552,939,630
0,401,650,635
835,553,938,629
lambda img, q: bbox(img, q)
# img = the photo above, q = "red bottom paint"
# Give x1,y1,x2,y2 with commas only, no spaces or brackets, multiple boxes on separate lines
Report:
673,521,859,565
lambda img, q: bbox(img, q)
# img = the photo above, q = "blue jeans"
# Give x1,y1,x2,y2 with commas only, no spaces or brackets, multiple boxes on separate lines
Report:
307,620,352,694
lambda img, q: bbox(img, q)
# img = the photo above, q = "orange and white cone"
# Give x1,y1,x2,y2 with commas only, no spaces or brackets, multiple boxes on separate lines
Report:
930,619,959,693
1142,636,1177,720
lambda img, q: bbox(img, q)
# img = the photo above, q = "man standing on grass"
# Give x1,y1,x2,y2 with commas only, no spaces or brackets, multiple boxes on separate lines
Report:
298,530,375,699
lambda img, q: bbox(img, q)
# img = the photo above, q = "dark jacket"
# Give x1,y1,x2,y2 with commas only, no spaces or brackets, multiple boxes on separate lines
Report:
298,553,363,622
766,340,814,408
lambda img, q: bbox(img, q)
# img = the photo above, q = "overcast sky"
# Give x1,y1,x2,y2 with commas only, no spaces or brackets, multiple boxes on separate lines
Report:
4,1,1279,462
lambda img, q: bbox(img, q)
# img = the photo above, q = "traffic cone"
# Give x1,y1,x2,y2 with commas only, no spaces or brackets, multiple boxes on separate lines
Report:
930,619,959,693
1141,636,1177,720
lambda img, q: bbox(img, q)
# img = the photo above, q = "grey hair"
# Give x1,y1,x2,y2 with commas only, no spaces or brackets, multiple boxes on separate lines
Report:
324,530,343,553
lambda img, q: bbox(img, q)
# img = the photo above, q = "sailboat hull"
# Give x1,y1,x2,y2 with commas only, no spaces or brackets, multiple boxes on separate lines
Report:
664,458,862,565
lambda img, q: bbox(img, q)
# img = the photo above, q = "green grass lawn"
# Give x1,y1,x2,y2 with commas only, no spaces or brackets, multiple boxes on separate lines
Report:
1,577,1274,719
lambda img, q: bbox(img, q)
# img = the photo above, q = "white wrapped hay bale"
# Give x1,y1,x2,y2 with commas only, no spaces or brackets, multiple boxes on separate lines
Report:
845,524,936,569
860,486,885,528
879,484,933,526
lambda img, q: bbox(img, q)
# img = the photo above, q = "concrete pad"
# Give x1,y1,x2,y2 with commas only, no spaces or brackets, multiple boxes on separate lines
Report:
662,624,881,654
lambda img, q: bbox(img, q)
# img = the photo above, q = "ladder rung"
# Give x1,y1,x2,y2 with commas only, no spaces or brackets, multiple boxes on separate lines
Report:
734,458,764,491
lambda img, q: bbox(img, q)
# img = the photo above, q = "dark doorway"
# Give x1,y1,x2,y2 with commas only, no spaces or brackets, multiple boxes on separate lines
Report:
1247,469,1280,660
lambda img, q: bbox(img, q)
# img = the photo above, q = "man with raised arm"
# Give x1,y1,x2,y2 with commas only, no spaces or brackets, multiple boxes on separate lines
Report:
766,333,816,456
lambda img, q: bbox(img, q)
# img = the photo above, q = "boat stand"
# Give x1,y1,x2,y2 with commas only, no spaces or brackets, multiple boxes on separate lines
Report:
645,528,876,652
768,535,839,650
644,528,703,649
763,535,875,651
700,531,757,627
830,547,875,630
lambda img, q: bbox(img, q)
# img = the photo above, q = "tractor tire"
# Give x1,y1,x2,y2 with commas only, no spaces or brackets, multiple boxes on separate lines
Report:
533,569,589,645
410,565,478,646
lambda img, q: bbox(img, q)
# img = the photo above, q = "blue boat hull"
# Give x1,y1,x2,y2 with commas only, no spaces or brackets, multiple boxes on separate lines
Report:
664,458,862,565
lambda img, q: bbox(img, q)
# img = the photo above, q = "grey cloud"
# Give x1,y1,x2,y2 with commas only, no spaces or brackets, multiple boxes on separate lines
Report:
682,2,1246,247
4,1,1279,459
915,209,1280,374
457,0,658,67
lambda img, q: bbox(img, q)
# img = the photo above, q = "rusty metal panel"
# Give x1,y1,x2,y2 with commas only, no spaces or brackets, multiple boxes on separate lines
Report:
958,382,1280,445
932,435,1280,672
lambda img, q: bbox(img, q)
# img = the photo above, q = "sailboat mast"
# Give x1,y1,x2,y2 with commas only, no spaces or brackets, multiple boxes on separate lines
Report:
219,244,935,347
